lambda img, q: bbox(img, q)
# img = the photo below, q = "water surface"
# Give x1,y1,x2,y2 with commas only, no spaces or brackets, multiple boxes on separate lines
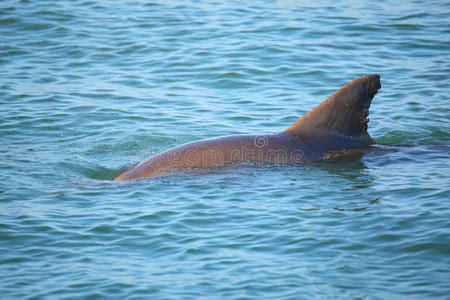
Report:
1,0,449,299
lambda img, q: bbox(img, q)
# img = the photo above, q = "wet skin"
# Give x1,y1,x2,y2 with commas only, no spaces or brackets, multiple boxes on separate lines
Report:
115,74,381,180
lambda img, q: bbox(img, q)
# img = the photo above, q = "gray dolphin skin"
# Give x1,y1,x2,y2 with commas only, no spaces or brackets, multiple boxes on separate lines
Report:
115,74,381,180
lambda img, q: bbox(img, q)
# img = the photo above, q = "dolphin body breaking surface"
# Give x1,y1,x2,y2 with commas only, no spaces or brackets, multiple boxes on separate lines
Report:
115,74,381,181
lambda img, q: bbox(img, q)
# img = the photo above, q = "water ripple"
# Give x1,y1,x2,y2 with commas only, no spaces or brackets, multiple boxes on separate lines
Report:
0,0,449,299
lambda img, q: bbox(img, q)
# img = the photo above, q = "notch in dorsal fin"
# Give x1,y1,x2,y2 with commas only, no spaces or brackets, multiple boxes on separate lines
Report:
284,74,381,140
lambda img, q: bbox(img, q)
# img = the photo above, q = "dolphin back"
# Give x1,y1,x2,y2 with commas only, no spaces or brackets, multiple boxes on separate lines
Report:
115,75,381,180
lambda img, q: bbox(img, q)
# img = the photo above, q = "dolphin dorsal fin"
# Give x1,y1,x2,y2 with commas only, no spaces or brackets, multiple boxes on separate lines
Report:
284,74,381,139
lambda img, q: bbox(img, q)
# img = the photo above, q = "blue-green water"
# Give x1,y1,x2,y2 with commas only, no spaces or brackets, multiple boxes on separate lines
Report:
1,0,449,299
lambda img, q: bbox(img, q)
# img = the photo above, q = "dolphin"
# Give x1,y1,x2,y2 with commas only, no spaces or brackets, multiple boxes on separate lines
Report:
114,74,381,181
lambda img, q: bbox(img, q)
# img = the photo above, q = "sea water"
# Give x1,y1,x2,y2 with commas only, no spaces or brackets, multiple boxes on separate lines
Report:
0,0,449,299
